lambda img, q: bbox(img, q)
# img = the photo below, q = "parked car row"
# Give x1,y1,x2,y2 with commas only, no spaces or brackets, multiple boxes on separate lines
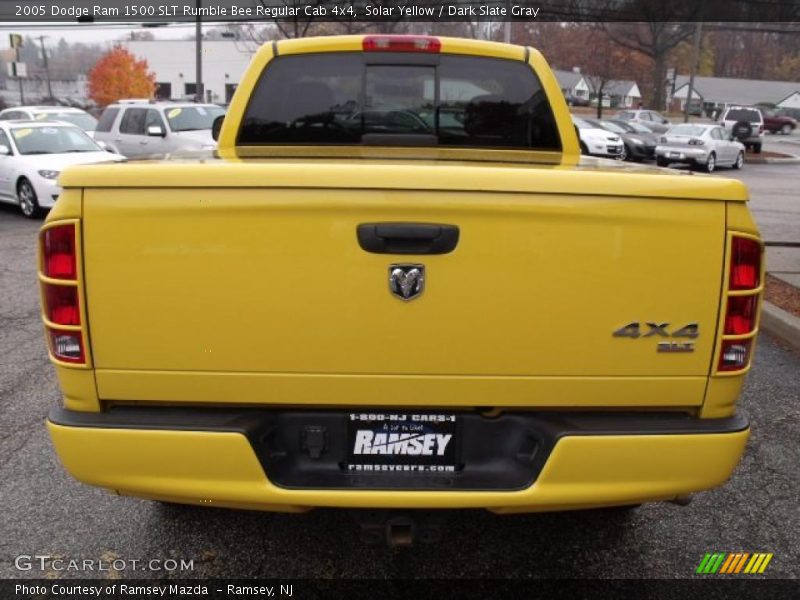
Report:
0,101,225,218
574,108,747,173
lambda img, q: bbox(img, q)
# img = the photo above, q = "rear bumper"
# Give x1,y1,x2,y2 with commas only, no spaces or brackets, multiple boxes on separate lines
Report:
629,144,656,159
655,146,709,164
47,407,750,513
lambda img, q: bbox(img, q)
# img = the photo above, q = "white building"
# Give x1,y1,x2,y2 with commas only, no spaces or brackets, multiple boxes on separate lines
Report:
602,80,641,108
671,75,800,113
124,40,257,104
552,68,591,101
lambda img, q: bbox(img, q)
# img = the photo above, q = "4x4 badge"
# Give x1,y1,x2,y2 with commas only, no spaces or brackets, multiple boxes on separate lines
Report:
389,264,425,301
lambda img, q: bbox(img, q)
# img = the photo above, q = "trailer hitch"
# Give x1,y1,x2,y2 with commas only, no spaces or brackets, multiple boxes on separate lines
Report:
351,510,445,547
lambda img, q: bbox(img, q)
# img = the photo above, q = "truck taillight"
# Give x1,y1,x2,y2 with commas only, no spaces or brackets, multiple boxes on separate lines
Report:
724,295,757,335
40,222,85,365
41,224,76,279
730,236,761,290
49,329,84,363
43,283,80,325
363,35,441,53
719,340,752,371
718,235,762,372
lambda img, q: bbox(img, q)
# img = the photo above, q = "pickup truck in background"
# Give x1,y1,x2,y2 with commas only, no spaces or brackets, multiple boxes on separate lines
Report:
41,36,762,530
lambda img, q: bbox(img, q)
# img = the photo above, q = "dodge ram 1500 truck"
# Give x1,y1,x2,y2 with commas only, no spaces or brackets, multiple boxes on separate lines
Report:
42,35,762,519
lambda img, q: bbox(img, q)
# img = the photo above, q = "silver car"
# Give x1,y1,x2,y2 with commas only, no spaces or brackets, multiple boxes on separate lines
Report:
93,101,225,158
655,123,745,173
615,109,672,134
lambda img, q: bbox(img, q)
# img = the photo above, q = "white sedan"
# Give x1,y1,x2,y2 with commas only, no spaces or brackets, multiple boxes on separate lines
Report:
572,116,624,159
0,121,122,218
655,123,745,173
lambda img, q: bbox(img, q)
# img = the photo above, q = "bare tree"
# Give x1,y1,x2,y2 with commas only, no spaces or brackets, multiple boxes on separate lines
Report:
602,20,695,110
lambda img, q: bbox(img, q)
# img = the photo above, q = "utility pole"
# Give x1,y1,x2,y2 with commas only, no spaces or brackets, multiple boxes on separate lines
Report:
683,20,704,123
38,36,53,99
195,0,203,102
9,34,24,104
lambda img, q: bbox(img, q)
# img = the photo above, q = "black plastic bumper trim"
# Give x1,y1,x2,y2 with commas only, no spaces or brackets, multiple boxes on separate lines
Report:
48,407,749,492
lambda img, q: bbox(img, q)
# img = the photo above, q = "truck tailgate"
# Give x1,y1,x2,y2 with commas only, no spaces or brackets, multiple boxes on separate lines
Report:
82,181,725,407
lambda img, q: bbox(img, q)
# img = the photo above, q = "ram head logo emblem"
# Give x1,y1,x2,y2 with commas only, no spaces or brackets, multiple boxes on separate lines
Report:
389,264,425,301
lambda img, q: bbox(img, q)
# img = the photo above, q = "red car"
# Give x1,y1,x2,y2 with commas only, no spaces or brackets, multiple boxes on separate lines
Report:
762,110,797,134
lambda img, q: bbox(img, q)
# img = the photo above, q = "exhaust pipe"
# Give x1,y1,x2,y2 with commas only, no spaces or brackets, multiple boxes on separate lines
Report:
670,494,693,506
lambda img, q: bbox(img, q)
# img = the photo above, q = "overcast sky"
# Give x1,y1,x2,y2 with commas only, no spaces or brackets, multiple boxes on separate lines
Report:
0,23,201,49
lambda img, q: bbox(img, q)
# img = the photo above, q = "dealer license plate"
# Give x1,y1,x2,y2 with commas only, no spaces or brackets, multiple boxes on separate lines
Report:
345,412,459,473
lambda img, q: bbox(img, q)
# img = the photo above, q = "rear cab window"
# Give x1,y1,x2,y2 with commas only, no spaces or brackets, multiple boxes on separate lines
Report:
725,108,762,123
238,53,561,151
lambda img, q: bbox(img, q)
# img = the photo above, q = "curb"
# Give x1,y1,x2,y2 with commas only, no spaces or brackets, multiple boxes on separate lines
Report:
760,301,800,352
746,156,800,165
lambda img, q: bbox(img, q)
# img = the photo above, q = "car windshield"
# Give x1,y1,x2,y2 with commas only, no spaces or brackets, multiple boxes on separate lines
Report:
725,108,761,122
668,124,707,136
238,53,561,150
165,105,225,132
10,125,101,154
599,121,626,134
572,117,592,129
39,112,99,131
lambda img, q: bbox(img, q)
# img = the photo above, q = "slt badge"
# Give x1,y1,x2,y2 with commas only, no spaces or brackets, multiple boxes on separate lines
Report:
389,264,425,301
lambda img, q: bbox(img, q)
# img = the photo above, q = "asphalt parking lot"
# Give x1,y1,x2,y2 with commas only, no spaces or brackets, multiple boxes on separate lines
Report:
0,165,798,580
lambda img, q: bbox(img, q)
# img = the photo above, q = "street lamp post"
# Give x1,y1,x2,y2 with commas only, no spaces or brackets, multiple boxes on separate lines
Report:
195,0,203,102
683,21,703,123
39,36,53,99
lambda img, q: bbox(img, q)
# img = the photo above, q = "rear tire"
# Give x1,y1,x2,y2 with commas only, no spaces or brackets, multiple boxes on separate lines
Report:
781,123,793,135
753,143,762,154
619,144,629,161
17,178,40,219
579,141,588,155
705,152,716,173
656,157,669,167
733,151,744,170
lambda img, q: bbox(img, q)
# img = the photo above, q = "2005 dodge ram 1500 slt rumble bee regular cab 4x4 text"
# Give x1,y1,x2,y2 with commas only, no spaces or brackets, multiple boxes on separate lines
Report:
42,35,762,517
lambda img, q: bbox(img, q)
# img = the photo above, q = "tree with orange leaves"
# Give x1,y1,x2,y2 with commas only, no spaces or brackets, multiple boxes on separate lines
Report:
88,46,155,107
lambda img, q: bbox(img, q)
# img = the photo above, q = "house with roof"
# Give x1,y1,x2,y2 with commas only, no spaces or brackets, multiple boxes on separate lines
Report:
602,80,642,108
671,75,800,114
552,68,591,102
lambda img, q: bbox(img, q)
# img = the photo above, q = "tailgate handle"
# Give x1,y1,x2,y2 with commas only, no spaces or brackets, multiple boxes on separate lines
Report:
357,223,459,255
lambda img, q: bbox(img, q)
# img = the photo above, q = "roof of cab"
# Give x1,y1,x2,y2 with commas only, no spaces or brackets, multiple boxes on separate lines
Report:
274,34,528,61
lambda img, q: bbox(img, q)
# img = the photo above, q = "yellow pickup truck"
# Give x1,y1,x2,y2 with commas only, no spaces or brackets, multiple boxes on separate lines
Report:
42,36,762,521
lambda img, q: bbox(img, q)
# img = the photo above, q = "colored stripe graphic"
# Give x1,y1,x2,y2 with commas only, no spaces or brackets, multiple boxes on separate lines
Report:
697,552,772,574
